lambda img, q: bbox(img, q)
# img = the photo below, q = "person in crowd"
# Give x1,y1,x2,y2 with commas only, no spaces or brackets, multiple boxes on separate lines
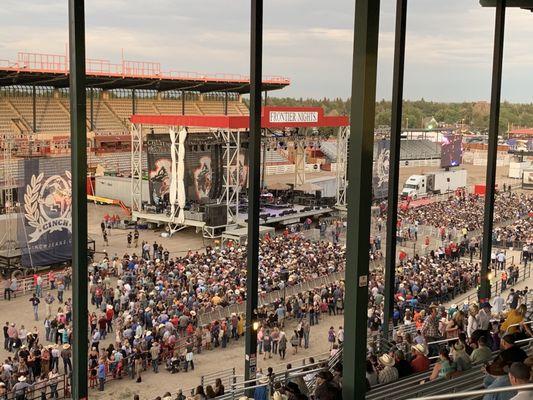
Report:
470,336,493,365
483,361,515,400
508,362,532,400
377,354,399,385
430,348,456,381
410,344,430,373
394,350,412,378
314,370,341,400
451,342,472,372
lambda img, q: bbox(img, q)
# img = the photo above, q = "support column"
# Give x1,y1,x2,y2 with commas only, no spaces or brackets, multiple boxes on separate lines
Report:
480,0,506,300
343,0,380,399
132,88,136,115
383,0,407,340
264,90,268,106
261,130,267,189
32,85,36,133
181,91,185,115
294,129,306,187
224,92,228,115
245,0,262,385
68,0,88,398
90,88,94,131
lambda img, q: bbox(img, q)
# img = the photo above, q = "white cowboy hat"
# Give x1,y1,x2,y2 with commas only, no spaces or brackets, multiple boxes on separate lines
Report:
258,375,270,384
378,353,395,367
18,376,27,382
412,344,427,355
62,344,71,350
190,311,197,316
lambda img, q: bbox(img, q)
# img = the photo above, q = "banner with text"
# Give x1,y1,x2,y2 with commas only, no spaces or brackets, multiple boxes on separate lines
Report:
18,158,72,267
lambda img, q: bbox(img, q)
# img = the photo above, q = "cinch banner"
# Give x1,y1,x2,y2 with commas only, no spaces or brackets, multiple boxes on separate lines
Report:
18,158,72,267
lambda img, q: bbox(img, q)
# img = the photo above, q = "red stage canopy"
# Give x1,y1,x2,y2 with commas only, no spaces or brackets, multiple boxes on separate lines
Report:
129,107,349,129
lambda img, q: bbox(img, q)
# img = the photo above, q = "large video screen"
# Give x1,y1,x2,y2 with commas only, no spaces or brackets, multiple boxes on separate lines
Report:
441,134,462,168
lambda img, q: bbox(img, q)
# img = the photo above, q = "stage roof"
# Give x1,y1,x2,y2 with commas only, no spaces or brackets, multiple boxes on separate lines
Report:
130,107,349,128
0,52,290,93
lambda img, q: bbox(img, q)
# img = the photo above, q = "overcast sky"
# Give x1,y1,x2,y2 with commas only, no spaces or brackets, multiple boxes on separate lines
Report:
1,0,532,102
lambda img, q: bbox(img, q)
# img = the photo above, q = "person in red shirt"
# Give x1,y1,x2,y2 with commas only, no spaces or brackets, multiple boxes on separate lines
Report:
410,344,430,373
105,305,114,334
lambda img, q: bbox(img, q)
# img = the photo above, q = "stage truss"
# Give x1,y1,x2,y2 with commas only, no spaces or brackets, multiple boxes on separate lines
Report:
336,126,349,208
130,123,240,238
294,128,308,187
216,129,242,226
129,108,349,237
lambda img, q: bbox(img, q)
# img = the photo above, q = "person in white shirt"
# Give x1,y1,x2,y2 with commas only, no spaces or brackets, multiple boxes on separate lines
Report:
337,327,344,345
477,303,492,331
491,294,506,316
467,305,479,338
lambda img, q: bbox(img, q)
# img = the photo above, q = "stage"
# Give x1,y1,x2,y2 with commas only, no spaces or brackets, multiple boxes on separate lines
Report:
237,204,333,225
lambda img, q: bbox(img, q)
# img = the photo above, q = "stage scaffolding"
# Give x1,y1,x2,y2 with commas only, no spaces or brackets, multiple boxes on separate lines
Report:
216,129,242,226
336,126,349,208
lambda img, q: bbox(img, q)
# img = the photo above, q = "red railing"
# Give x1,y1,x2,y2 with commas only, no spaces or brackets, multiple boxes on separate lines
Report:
2,51,290,85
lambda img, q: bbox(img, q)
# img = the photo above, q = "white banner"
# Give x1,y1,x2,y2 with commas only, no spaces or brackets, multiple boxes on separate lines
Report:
269,111,318,124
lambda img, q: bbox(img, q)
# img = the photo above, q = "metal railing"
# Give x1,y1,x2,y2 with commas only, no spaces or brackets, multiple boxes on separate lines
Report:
408,383,533,400
1,269,67,300
2,374,69,400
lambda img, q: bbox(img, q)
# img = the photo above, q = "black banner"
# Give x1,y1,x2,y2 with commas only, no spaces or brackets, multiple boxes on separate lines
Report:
18,158,72,267
146,134,172,205
146,133,224,204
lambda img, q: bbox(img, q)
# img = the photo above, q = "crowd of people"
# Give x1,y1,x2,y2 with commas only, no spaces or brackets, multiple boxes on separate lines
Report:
398,192,533,233
366,290,533,399
493,218,533,249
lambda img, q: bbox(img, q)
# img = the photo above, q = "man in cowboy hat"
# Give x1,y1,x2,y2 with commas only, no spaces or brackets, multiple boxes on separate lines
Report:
410,344,430,373
61,343,72,375
12,375,32,400
377,353,399,384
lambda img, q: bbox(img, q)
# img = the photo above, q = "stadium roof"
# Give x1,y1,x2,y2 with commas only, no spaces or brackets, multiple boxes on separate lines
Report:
480,0,533,10
0,52,290,93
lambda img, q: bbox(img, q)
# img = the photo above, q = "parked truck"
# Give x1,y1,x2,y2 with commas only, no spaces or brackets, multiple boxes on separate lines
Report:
401,169,467,199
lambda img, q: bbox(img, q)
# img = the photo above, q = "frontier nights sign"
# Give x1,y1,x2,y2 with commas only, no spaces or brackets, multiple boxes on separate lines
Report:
268,111,319,124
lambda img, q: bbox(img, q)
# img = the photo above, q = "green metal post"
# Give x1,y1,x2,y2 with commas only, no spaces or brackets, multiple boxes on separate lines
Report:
69,0,88,398
343,0,381,398
480,0,506,300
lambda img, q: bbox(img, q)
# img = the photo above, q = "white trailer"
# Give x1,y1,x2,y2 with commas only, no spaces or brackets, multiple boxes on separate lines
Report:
401,169,467,199
95,176,150,208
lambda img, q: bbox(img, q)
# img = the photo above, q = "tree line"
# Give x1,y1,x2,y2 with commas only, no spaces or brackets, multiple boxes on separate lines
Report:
256,97,533,135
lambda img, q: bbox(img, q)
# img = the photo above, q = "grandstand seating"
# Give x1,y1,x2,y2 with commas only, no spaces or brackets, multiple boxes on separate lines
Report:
321,139,441,163
261,149,289,164
320,141,338,162
0,94,250,139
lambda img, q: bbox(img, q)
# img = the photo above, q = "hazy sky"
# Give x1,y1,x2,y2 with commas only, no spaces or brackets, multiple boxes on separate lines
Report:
1,0,532,102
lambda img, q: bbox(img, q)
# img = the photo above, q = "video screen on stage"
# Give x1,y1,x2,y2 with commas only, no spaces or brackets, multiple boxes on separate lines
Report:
146,132,249,205
440,134,462,168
